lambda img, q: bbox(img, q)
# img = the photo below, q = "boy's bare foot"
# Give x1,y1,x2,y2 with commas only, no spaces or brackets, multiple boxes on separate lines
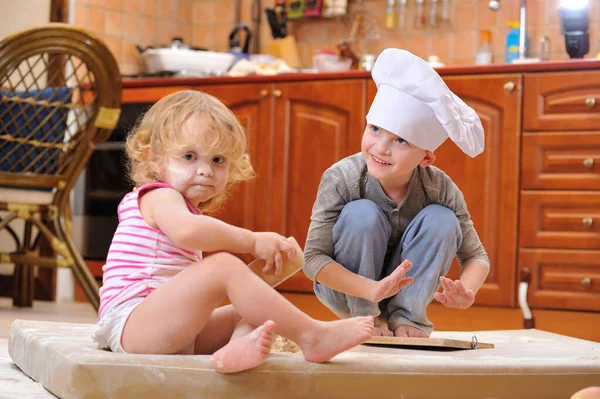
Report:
373,315,393,337
210,320,276,373
393,324,429,338
298,316,374,363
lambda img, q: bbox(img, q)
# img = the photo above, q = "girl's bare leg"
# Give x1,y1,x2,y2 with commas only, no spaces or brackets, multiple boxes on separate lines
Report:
121,252,374,371
192,305,242,354
210,320,277,373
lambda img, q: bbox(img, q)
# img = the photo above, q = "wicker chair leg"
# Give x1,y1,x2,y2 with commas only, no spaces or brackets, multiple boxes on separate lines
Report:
12,221,35,307
55,217,100,311
12,264,34,307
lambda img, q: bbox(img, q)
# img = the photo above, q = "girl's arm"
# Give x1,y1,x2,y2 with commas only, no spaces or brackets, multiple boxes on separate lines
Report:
140,188,296,273
141,187,255,254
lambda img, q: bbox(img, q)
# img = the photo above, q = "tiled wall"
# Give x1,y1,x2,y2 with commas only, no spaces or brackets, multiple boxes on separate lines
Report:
75,0,599,73
73,0,244,75
288,0,600,66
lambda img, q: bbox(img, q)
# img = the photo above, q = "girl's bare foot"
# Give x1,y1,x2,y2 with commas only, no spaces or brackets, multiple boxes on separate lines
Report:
210,320,276,373
297,316,374,363
393,324,429,338
373,315,393,337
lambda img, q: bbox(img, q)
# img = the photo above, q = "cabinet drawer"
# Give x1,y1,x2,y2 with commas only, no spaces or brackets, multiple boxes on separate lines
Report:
520,191,600,249
523,71,600,131
521,131,600,190
519,249,600,311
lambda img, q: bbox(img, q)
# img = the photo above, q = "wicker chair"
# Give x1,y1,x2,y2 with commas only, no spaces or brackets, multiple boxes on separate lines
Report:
0,24,122,310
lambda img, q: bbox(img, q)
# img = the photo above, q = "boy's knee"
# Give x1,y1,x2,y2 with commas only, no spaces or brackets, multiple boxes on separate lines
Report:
337,199,387,233
419,204,461,238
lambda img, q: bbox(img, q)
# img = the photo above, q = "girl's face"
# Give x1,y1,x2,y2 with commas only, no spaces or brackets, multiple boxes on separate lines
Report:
361,124,434,187
161,114,230,208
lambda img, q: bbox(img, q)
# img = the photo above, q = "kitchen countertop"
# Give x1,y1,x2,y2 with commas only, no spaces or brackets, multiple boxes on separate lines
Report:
122,58,600,88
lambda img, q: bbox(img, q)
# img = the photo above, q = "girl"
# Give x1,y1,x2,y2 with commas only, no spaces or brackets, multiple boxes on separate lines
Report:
93,90,374,374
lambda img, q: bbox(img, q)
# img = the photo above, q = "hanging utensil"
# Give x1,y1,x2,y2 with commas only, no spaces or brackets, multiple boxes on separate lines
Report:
266,8,286,39
274,2,288,38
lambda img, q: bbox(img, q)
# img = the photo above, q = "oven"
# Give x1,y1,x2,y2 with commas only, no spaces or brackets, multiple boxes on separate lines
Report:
72,103,153,260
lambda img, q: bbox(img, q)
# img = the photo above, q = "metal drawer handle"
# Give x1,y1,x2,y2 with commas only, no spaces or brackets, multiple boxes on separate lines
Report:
581,277,591,288
585,97,596,108
272,89,282,98
260,89,268,98
503,82,515,92
583,217,594,227
583,158,594,168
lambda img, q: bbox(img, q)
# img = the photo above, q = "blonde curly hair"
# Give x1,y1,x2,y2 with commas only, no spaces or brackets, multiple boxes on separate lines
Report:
124,90,254,214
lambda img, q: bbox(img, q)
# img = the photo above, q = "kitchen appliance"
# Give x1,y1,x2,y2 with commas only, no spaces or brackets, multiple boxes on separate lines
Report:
228,23,252,63
558,0,590,58
265,3,288,39
73,103,150,259
137,37,235,76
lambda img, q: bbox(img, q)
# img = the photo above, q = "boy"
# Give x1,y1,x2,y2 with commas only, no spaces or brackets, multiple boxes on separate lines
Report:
303,48,490,337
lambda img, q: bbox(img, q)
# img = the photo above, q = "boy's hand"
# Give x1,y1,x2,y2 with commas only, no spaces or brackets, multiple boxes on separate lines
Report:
368,260,414,303
252,232,296,276
433,276,475,309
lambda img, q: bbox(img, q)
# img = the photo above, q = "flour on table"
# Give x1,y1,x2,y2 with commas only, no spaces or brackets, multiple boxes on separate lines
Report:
271,335,301,354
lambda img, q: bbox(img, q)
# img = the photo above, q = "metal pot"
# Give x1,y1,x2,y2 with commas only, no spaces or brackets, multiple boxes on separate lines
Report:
136,37,235,76
136,37,207,54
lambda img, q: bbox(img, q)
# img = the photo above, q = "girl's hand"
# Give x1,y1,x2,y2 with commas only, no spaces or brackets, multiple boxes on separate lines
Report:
252,232,296,276
368,260,414,303
433,276,475,309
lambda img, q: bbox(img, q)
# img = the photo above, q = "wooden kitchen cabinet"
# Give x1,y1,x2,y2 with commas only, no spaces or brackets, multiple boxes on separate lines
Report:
519,71,600,312
115,64,600,315
119,79,367,290
523,70,600,131
519,249,600,312
521,131,600,190
208,79,368,291
439,75,522,307
197,84,271,234
271,80,367,291
366,75,522,307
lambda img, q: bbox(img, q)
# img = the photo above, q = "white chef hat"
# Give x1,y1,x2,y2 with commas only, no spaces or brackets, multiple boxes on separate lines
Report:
365,49,484,157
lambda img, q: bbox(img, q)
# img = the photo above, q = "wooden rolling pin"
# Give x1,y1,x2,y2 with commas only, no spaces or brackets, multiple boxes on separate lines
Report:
248,236,304,288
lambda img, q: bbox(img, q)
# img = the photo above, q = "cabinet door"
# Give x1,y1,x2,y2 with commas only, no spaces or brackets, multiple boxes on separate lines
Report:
271,80,367,291
521,131,600,190
523,71,600,131
520,191,600,250
198,84,272,232
519,249,600,311
435,75,522,307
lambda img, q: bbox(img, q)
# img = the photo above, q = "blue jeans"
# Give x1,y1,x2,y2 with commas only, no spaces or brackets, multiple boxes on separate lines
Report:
314,199,462,335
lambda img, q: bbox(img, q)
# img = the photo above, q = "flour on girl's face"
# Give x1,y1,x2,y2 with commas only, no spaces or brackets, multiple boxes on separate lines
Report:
166,163,196,190
160,114,230,207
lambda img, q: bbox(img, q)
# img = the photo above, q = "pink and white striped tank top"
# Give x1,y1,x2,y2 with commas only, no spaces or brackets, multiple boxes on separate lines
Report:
98,182,202,319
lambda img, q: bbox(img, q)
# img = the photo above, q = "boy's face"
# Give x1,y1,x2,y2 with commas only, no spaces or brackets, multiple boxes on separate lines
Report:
160,114,230,208
361,124,435,185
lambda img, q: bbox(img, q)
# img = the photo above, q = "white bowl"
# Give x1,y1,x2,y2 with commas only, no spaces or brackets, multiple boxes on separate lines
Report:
142,48,236,75
312,54,352,72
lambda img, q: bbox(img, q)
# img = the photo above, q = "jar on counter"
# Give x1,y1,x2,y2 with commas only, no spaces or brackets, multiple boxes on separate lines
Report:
360,54,376,71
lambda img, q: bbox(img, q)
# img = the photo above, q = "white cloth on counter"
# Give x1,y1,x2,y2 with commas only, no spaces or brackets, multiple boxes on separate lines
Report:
228,57,293,76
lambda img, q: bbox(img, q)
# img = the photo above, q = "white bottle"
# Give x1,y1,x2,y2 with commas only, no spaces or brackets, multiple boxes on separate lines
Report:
427,55,445,68
475,29,493,65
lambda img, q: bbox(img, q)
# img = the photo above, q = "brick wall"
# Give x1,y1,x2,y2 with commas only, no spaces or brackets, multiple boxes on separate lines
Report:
288,0,600,66
74,0,599,73
72,0,245,75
